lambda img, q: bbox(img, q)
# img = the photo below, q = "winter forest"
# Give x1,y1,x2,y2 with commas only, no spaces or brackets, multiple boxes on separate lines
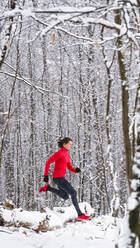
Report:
0,0,140,247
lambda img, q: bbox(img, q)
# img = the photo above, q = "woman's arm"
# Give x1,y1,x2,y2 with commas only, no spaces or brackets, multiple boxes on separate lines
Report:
44,152,58,176
67,154,77,173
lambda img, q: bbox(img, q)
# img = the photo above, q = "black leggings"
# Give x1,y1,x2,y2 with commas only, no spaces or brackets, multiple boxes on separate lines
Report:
47,177,82,216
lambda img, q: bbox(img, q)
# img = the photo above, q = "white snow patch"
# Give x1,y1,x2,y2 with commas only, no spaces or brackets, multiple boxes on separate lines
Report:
132,163,140,177
128,192,139,210
0,203,139,248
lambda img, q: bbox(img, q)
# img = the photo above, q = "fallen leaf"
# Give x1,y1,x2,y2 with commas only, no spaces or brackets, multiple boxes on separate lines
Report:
52,33,55,44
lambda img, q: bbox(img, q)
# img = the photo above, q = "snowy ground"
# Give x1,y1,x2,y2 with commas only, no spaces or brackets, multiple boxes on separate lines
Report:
0,220,116,248
0,201,138,248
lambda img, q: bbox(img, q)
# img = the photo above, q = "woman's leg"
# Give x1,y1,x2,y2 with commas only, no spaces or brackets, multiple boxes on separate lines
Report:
47,184,69,200
54,177,82,216
39,182,69,200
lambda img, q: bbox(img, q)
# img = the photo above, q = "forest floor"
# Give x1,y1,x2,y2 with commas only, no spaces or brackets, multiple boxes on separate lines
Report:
0,201,138,248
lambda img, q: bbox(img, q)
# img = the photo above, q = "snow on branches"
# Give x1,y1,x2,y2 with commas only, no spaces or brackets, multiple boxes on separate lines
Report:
0,2,139,48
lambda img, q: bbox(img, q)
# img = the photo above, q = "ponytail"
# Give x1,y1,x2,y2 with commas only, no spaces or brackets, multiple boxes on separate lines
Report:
58,137,72,148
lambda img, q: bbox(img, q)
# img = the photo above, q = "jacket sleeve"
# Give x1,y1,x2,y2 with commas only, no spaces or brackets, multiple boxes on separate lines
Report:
67,155,77,173
44,152,58,176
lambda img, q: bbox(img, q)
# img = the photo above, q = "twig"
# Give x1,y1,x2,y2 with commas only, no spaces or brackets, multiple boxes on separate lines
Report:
0,229,12,234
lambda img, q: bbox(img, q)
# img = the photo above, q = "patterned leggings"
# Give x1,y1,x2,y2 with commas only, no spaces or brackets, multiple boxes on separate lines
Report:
48,177,82,216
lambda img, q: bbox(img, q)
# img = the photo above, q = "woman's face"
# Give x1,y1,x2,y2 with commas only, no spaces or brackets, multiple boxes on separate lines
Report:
63,141,72,151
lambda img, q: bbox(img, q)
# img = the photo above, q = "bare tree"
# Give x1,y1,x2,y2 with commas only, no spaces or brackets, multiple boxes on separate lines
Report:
127,88,140,247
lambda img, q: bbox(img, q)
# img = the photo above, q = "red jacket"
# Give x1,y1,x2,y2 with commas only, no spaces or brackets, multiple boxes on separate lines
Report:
44,147,77,178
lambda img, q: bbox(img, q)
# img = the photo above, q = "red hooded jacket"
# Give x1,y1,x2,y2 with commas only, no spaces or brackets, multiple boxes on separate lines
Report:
44,147,77,178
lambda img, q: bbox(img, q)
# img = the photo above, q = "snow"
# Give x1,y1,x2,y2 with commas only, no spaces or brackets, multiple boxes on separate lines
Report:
3,7,33,19
0,112,8,116
131,179,140,191
132,163,140,177
83,18,121,31
35,6,96,13
120,24,127,36
128,192,139,210
0,226,111,248
0,202,137,248
1,6,97,20
129,0,137,4
115,196,120,210
1,206,62,230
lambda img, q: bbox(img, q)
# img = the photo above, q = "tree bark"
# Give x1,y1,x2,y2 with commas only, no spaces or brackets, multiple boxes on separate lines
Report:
114,8,132,191
128,89,140,247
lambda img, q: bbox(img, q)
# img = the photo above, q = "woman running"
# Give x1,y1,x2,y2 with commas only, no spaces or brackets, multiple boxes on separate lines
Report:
38,137,90,220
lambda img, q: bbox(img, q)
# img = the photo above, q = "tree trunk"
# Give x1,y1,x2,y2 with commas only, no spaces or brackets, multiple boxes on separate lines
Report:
127,89,140,247
114,8,132,191
0,0,16,69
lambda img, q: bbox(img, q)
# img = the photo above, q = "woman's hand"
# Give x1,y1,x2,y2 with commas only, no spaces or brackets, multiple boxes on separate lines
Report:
44,175,49,183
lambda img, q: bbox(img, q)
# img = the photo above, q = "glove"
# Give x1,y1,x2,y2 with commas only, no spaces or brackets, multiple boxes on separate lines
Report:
75,168,81,173
44,175,49,183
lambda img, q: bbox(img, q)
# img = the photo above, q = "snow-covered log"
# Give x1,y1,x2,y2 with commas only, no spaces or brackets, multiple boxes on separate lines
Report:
0,201,95,232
